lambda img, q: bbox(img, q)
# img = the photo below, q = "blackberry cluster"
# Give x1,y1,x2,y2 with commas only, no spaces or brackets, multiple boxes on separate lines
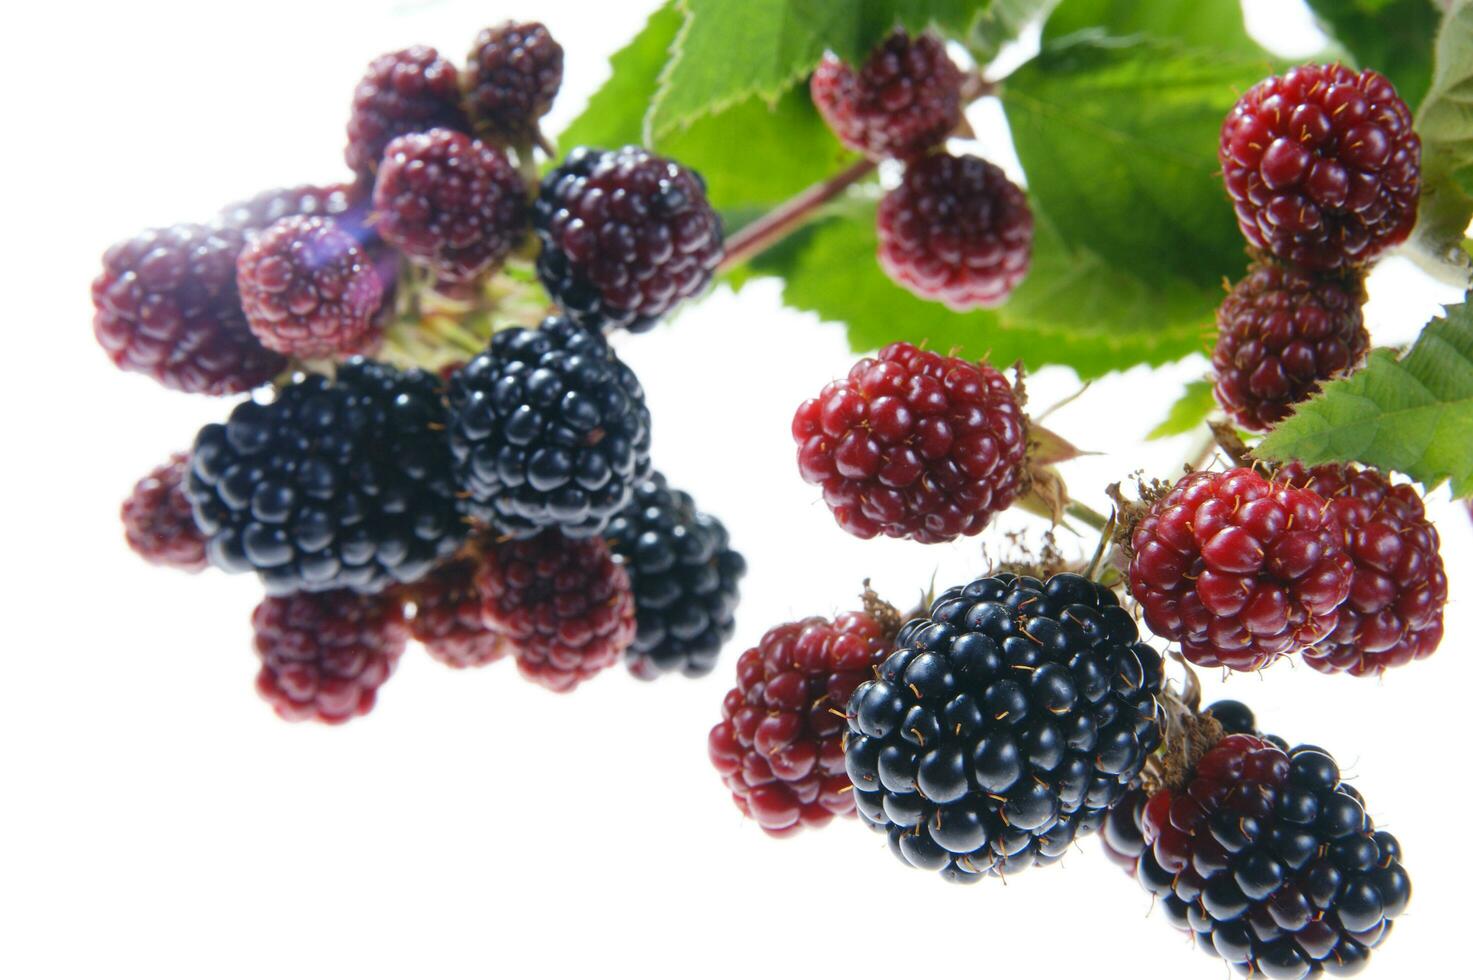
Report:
252,589,408,724
404,555,510,669
1279,461,1447,676
466,21,563,143
534,146,723,333
120,452,209,572
187,358,463,595
345,45,469,179
845,573,1163,882
1128,467,1353,671
709,610,892,836
92,224,286,395
792,342,1028,543
446,317,652,538
604,472,746,679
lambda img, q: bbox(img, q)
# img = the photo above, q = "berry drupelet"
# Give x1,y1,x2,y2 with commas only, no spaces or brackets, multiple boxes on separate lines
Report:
1128,468,1353,671
877,152,1034,310
345,45,469,180
1278,462,1446,676
709,610,892,836
92,224,286,395
534,146,723,333
810,30,963,161
373,128,527,284
404,555,510,669
446,317,652,538
603,472,746,679
1213,263,1369,431
235,215,385,358
846,573,1163,882
792,342,1028,543
475,531,635,692
1220,64,1421,270
465,21,564,143
187,358,464,595
252,589,408,724
121,452,209,572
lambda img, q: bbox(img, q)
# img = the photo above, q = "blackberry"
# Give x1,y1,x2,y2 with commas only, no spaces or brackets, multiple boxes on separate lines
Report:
533,146,722,333
792,342,1027,543
373,128,527,284
809,30,963,161
1213,263,1369,431
1128,468,1353,671
252,589,408,724
475,531,635,692
216,183,366,239
186,358,463,595
120,452,209,572
235,215,385,358
345,45,469,180
92,224,286,395
1221,64,1421,270
709,610,892,836
403,555,509,669
446,316,652,538
465,21,563,143
845,572,1163,882
604,472,746,679
876,152,1033,310
1278,462,1446,676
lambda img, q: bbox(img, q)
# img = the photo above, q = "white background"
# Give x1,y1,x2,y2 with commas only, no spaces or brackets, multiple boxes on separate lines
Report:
2,1,1466,977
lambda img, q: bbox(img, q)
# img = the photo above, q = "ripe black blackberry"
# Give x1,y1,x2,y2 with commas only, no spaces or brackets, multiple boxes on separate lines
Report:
603,472,746,679
446,316,652,538
845,572,1164,882
465,21,563,143
187,358,463,595
534,146,722,333
345,45,469,179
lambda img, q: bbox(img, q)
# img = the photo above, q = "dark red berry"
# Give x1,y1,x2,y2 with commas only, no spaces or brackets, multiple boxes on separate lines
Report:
92,224,286,395
373,128,527,284
1220,64,1421,270
345,46,469,179
877,152,1033,309
475,531,635,693
465,21,563,143
792,343,1028,543
708,611,891,837
252,590,408,724
1213,262,1369,431
1128,467,1353,671
1278,461,1446,675
810,31,963,161
216,183,364,238
235,215,384,358
120,452,208,572
405,556,510,669
533,146,722,332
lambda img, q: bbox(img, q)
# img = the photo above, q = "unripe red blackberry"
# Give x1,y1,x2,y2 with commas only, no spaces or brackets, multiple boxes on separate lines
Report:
373,129,527,284
404,556,510,669
534,146,722,333
465,21,563,143
1213,262,1369,431
792,343,1028,543
876,152,1033,310
235,215,385,358
252,590,408,724
475,531,635,693
1128,468,1353,671
708,610,891,837
1220,64,1420,270
1278,462,1446,676
120,452,208,572
810,31,963,161
216,183,363,238
92,224,286,395
345,46,469,180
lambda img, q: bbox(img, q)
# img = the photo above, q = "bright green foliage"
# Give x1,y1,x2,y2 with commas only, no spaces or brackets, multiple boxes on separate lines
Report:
1411,0,1473,283
1305,0,1438,108
1042,0,1261,56
1148,380,1216,439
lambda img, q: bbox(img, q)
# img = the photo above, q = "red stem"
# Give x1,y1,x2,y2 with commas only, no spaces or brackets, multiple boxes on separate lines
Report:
717,157,878,273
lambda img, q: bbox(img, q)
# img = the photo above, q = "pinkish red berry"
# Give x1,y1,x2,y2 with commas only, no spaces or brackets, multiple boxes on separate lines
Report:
465,21,563,143
405,557,511,669
345,46,469,180
120,452,208,572
810,31,963,161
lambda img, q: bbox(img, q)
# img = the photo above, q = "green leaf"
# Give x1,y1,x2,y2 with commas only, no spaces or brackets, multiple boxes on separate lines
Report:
1409,0,1473,284
1257,296,1473,496
969,0,1059,62
557,3,682,151
1042,0,1259,56
1304,0,1438,108
1147,380,1216,439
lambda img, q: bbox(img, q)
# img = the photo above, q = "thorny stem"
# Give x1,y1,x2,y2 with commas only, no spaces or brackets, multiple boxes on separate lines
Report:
716,157,878,273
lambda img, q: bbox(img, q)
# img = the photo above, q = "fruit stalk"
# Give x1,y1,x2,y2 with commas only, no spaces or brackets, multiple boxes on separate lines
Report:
717,158,878,273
